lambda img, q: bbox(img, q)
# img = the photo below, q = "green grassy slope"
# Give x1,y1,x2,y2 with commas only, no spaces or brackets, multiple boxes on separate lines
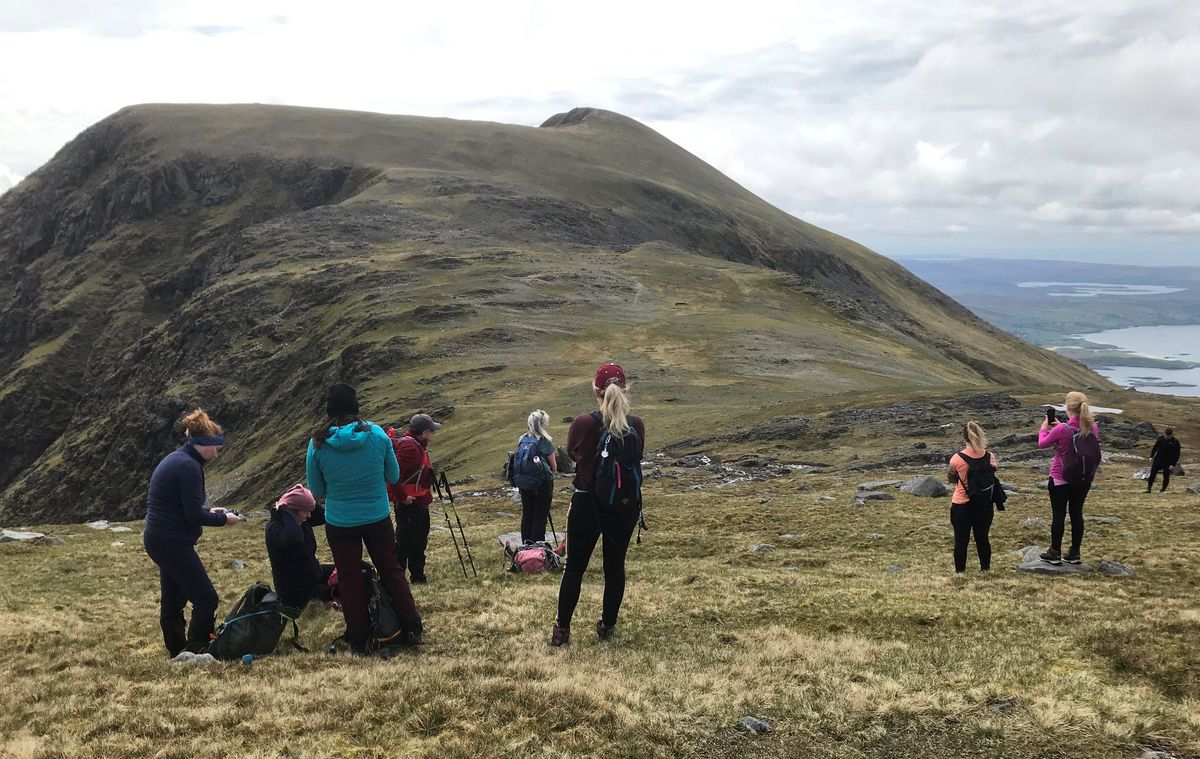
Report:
0,104,1106,523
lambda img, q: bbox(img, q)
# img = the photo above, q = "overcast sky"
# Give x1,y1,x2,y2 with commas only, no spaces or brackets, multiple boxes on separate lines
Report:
1,0,1197,265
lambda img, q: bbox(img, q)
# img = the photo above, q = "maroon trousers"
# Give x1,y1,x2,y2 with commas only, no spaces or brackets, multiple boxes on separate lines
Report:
325,517,420,649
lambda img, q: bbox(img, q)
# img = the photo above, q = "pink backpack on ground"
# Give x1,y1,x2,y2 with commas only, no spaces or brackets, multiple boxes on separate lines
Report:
506,541,562,573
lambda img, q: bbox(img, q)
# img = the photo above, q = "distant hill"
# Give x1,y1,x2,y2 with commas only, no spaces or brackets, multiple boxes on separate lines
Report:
0,104,1104,523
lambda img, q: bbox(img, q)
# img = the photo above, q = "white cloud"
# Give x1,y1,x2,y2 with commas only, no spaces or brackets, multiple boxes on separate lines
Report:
0,165,24,194
0,0,1197,263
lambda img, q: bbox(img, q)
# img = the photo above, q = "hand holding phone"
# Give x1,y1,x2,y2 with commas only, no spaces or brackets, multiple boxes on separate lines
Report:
1045,407,1057,425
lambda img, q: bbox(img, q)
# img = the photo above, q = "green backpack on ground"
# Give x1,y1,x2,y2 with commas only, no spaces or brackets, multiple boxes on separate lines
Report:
208,582,303,660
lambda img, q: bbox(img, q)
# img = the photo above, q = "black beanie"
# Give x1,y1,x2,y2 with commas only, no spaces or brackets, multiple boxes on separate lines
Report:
325,384,360,417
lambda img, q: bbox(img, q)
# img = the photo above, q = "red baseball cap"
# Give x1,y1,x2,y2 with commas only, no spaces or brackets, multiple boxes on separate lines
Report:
594,363,627,390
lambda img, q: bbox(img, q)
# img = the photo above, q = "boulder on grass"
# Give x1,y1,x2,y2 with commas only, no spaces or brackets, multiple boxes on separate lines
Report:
899,476,949,498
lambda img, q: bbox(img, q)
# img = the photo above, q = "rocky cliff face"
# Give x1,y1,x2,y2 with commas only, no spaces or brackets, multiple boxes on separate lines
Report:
0,104,1106,524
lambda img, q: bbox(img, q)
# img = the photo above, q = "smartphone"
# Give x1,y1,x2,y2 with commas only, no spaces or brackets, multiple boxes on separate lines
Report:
1045,407,1057,424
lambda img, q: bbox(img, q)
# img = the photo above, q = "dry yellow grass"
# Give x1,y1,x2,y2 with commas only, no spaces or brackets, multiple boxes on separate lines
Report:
2,452,1199,758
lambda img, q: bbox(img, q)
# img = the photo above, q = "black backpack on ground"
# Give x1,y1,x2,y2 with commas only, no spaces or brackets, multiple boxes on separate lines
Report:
958,450,997,500
208,582,302,660
329,563,418,654
591,411,643,511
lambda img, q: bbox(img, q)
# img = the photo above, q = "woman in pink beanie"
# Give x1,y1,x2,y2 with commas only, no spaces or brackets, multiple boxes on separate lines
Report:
265,484,334,610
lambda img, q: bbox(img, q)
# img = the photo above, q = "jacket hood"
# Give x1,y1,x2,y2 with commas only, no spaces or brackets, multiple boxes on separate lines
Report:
324,421,370,451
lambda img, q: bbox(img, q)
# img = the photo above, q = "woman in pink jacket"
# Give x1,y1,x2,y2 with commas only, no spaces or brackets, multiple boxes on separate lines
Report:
1037,391,1100,565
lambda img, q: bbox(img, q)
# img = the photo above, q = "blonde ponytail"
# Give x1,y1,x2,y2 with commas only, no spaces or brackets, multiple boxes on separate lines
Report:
1066,391,1094,438
598,382,631,437
181,408,222,438
963,420,987,452
527,409,552,442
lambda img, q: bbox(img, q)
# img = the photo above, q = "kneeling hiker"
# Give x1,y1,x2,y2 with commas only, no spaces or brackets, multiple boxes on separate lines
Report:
390,414,441,584
552,363,645,646
265,484,334,610
514,409,558,544
946,421,999,573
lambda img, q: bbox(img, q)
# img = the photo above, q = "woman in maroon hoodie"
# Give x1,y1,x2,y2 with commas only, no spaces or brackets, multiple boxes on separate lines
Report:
551,363,645,646
390,414,441,583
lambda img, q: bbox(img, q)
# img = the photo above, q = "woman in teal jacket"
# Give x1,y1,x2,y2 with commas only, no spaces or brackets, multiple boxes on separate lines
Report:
307,384,421,651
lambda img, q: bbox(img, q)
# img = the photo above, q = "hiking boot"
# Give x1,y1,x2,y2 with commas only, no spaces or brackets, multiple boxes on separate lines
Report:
1039,548,1063,565
596,620,615,641
1063,551,1082,565
550,623,570,647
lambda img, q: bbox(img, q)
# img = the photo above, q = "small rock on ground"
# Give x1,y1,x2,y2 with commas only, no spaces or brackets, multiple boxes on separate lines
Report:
1187,482,1200,494
867,533,885,540
1098,559,1136,577
856,491,895,502
738,716,773,734
109,526,133,533
752,544,776,553
171,652,217,665
1139,751,1180,759
1022,517,1045,527
885,565,903,574
85,520,110,530
230,560,246,571
899,476,948,498
857,479,903,491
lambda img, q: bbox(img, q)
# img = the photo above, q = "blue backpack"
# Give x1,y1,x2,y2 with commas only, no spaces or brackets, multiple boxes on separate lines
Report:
512,435,550,490
592,412,643,510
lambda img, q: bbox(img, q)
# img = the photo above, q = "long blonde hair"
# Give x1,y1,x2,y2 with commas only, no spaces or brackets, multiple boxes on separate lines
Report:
962,420,987,452
1066,391,1095,438
181,408,222,437
596,382,632,437
526,409,552,442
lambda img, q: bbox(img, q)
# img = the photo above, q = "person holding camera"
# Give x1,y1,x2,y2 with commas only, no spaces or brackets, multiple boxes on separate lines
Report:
143,408,242,658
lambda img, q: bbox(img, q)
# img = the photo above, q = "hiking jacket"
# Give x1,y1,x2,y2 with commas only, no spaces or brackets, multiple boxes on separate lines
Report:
1038,417,1100,485
265,505,326,607
306,421,399,528
390,433,434,509
567,413,646,492
1150,436,1181,466
144,445,227,543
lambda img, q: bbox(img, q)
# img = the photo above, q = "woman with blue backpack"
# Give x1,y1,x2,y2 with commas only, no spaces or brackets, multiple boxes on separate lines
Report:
551,363,645,647
1037,391,1101,566
514,409,559,544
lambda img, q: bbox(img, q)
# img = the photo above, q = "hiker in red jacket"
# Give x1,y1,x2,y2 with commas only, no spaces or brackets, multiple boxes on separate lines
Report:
389,414,441,583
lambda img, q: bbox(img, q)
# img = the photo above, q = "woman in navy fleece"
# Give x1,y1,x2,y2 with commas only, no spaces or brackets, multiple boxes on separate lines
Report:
143,409,242,657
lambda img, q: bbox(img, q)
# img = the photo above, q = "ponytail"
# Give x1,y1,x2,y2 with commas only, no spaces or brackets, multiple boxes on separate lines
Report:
598,382,631,437
963,420,987,452
527,409,552,442
311,415,365,449
1066,391,1094,438
181,408,222,438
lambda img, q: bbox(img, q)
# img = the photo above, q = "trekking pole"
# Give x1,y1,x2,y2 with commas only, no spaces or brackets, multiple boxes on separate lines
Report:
439,473,477,578
636,508,648,545
546,506,559,549
433,473,468,579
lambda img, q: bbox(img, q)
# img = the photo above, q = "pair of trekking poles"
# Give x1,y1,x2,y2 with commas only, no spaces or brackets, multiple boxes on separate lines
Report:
432,472,477,579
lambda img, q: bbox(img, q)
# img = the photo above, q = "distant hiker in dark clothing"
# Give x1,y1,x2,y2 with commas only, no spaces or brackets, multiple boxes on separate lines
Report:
1037,391,1100,566
946,421,998,573
307,384,421,652
1147,427,1182,493
143,408,242,657
389,414,441,584
515,409,558,544
265,484,333,610
552,363,645,647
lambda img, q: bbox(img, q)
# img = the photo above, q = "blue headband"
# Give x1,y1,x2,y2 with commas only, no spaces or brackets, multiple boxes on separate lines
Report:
188,435,225,447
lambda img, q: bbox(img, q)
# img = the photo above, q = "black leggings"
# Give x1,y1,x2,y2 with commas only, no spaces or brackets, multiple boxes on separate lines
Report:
519,481,554,543
950,497,993,572
144,534,219,657
556,491,639,629
1048,479,1090,554
1148,463,1171,491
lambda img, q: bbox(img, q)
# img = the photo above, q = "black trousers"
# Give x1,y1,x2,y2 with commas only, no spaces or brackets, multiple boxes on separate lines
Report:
519,481,554,543
280,564,335,611
950,497,993,572
144,534,219,657
556,491,640,629
1048,479,1091,554
1148,462,1172,491
395,506,430,580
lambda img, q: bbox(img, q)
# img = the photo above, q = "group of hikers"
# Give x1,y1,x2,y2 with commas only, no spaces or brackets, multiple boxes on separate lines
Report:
142,372,1182,657
142,362,644,656
945,391,1184,573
